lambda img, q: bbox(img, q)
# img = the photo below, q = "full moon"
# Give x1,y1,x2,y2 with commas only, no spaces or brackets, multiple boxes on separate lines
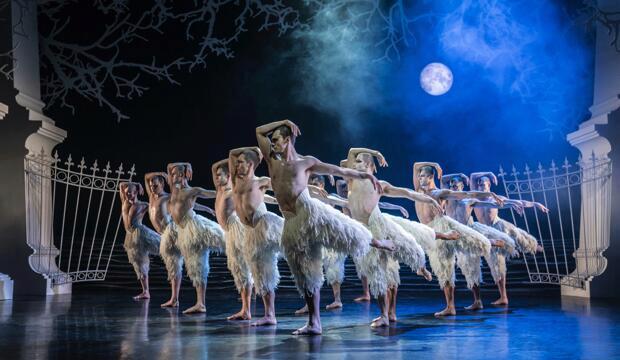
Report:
420,62,453,96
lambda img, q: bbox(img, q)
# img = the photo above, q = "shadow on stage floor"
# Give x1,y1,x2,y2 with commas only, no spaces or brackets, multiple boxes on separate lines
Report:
0,288,619,359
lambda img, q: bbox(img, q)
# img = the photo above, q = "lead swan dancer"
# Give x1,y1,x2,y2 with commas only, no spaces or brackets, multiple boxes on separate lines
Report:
167,162,225,314
119,182,160,300
256,119,394,335
341,148,439,327
229,147,284,326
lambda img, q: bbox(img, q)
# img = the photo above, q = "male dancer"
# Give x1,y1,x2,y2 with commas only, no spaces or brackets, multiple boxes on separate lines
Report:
229,147,284,326
211,160,254,320
470,172,547,305
256,119,394,335
440,173,520,310
295,176,412,312
412,162,503,316
119,182,160,300
167,162,225,314
342,148,439,327
294,174,347,313
145,172,215,308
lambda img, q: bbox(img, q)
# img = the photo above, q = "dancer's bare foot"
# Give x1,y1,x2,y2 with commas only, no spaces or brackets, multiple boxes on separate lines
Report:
492,239,505,248
371,238,395,251
417,267,433,281
370,315,389,328
295,305,309,315
465,300,483,311
227,310,251,320
388,312,397,322
133,292,150,300
183,304,206,314
292,323,322,335
536,244,544,252
354,294,370,302
434,307,456,317
326,301,342,310
492,297,509,306
160,298,178,308
251,316,277,326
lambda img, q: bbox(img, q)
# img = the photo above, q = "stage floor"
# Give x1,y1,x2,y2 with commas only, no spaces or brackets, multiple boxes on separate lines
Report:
0,289,618,359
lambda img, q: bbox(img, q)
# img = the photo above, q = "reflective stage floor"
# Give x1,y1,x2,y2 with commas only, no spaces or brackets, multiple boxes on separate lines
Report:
0,288,618,359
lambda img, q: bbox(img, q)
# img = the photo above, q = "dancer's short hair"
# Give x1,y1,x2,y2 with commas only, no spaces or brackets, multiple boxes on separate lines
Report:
420,165,436,177
274,125,296,145
216,162,230,175
241,149,260,168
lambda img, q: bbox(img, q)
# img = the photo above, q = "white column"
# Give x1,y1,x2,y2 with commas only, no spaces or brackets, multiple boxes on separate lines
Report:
12,0,70,295
562,0,619,298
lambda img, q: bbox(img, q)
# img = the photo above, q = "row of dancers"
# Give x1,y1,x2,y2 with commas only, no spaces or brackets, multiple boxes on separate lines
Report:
119,119,548,335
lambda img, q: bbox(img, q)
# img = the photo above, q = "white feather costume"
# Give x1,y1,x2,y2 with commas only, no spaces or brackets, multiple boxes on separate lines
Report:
469,220,518,284
224,213,253,292
281,189,372,296
427,215,491,288
491,217,539,255
176,211,225,287
358,208,426,296
124,223,160,279
242,204,283,296
159,220,183,281
322,249,346,286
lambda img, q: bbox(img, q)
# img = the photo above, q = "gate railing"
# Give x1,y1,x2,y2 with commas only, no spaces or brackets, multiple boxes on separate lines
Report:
24,149,135,286
498,153,612,290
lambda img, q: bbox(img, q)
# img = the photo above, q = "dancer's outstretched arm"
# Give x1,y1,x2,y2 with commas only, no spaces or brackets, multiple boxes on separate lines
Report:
519,199,549,213
380,180,442,214
264,194,279,205
194,202,216,216
309,157,382,192
470,198,524,215
308,186,349,208
377,202,409,218
192,187,217,200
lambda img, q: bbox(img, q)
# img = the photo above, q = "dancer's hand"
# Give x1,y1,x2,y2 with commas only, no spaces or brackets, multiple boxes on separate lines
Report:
510,202,524,216
491,193,505,207
284,120,301,137
536,203,549,213
376,153,388,167
362,173,383,194
430,199,443,216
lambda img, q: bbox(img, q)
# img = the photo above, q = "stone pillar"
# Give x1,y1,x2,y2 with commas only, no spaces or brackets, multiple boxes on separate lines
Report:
0,0,69,296
563,0,620,298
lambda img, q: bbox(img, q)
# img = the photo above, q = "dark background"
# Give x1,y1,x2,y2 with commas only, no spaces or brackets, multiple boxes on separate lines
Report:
45,0,593,197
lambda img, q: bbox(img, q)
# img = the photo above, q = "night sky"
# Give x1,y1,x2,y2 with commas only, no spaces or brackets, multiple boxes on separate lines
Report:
45,0,594,204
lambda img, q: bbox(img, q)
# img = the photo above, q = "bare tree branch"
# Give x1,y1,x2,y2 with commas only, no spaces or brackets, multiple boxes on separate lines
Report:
39,0,300,121
581,0,620,52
